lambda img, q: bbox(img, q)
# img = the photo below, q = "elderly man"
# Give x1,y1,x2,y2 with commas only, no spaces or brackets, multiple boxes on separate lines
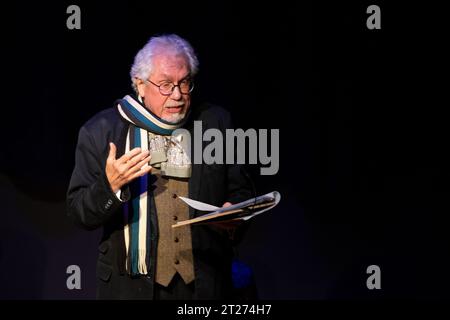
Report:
67,34,251,299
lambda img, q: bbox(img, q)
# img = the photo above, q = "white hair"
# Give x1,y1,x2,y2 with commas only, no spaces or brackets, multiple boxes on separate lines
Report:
130,34,199,94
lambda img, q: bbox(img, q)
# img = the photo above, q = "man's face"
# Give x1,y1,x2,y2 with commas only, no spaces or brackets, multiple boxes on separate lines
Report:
137,54,191,123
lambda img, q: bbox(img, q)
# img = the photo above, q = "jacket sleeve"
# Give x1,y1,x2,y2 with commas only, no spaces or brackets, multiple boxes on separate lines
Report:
66,126,127,230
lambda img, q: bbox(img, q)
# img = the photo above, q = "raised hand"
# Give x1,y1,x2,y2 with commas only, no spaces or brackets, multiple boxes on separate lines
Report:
105,142,152,193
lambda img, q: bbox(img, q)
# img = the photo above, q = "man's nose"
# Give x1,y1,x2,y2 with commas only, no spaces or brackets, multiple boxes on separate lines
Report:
170,85,182,100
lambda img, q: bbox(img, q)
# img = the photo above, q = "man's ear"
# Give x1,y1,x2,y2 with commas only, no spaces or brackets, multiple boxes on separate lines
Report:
136,78,146,97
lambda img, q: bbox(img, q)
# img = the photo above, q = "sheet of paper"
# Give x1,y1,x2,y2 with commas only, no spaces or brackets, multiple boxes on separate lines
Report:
177,191,281,221
176,196,220,211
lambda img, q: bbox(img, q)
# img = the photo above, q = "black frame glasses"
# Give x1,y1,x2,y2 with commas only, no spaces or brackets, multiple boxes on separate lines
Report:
145,78,194,96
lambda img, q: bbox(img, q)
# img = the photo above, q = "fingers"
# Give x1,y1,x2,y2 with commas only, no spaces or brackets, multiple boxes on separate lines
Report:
118,147,143,164
129,163,152,180
106,144,153,193
108,142,117,162
128,155,152,174
123,150,150,171
222,202,233,208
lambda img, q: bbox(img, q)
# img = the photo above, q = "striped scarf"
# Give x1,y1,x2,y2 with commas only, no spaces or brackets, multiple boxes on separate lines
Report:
116,95,189,276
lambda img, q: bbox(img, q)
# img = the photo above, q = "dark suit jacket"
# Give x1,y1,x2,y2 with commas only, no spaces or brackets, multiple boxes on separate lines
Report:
66,102,251,299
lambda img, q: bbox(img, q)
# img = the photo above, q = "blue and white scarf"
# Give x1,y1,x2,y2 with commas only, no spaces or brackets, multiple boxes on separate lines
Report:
117,95,190,275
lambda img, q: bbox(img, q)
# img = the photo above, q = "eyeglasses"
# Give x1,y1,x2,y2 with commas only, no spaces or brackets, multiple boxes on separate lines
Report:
145,78,194,96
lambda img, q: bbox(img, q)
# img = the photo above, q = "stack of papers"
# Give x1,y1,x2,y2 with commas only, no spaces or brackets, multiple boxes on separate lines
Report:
172,191,281,228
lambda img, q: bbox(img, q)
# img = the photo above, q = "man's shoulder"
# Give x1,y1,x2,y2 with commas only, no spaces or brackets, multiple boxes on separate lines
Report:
193,102,231,123
82,107,123,132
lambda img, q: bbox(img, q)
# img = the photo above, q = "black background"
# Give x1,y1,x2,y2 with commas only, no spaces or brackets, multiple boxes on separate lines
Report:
1,1,449,299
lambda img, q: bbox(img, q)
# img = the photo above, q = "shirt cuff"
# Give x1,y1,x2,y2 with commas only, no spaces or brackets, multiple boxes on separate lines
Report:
115,190,124,202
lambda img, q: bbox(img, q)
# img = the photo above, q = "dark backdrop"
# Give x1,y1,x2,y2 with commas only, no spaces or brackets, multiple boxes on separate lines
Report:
2,1,449,299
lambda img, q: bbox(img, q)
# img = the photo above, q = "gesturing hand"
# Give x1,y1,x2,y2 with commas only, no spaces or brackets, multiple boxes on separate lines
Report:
106,142,152,193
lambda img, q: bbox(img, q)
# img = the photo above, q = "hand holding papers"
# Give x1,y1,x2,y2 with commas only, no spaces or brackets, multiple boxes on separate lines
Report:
172,191,281,228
